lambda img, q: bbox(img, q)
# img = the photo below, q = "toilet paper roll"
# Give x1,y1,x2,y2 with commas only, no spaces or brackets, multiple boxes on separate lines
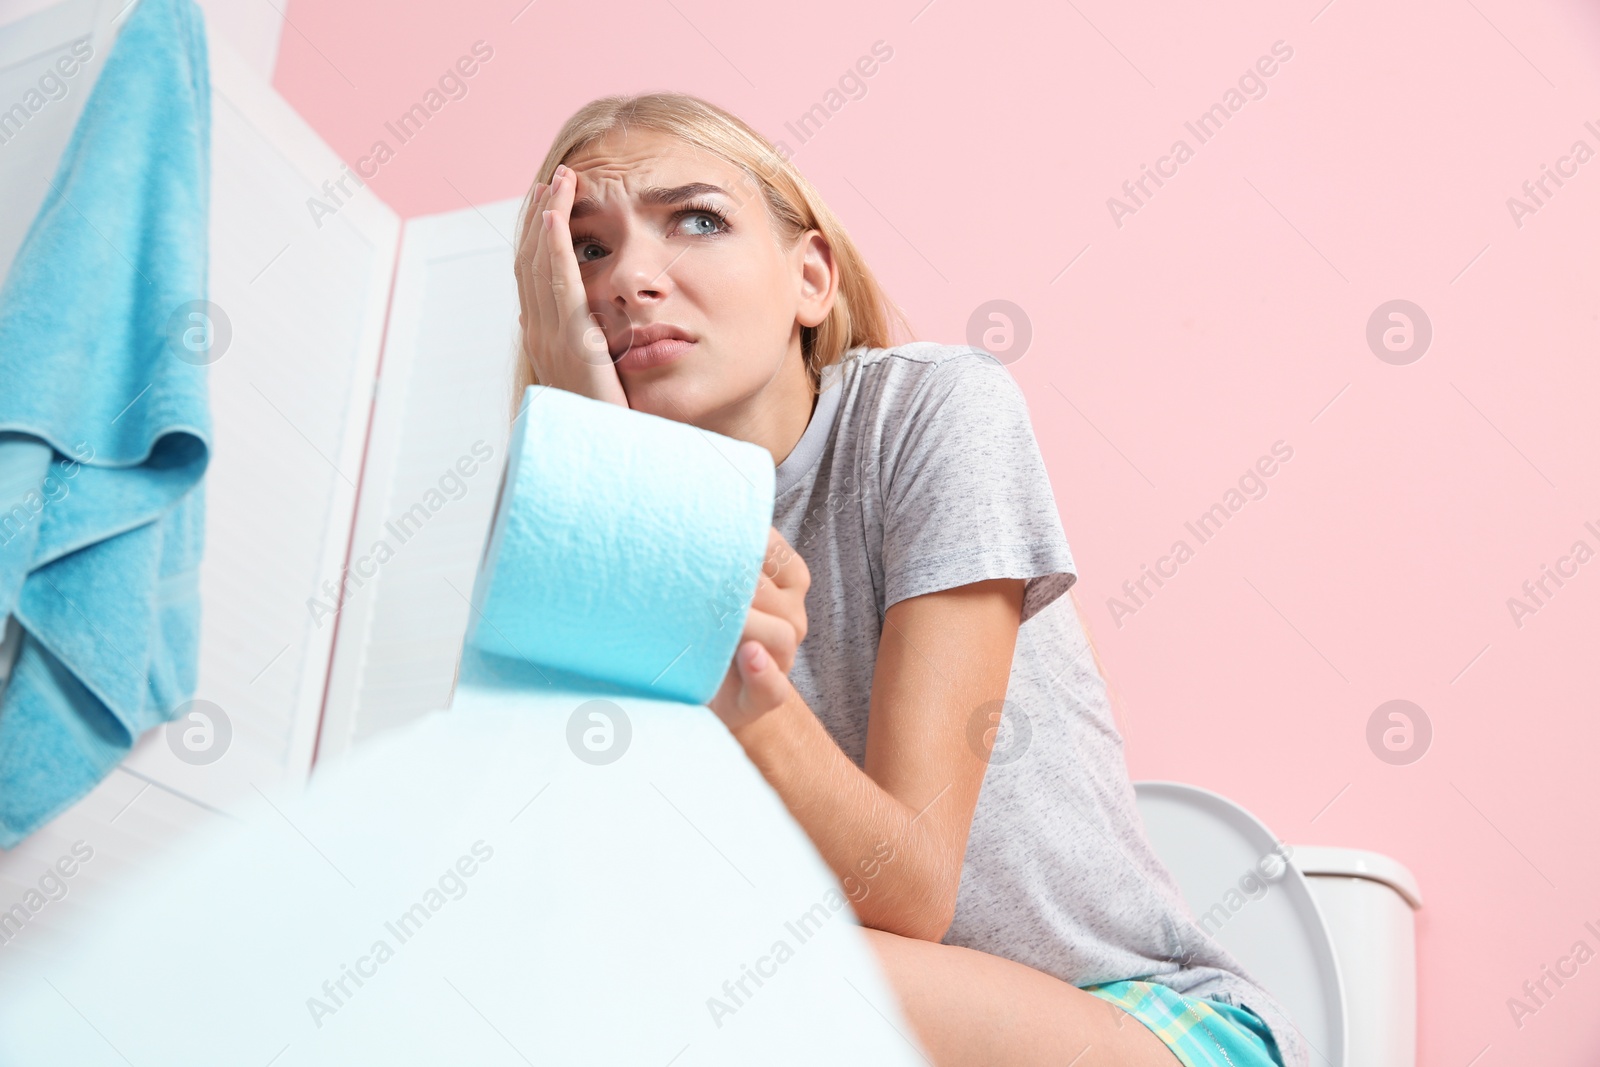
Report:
463,385,775,706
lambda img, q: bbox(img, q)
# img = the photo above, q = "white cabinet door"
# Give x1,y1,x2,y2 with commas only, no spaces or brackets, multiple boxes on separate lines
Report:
316,197,523,766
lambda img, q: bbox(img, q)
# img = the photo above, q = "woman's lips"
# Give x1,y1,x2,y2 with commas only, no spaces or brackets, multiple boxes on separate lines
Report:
616,337,694,371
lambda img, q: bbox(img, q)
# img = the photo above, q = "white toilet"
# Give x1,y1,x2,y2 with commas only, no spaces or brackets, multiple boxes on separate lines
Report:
1133,781,1423,1067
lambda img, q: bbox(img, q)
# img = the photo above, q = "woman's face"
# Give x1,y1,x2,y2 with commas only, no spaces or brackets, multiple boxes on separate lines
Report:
560,128,835,434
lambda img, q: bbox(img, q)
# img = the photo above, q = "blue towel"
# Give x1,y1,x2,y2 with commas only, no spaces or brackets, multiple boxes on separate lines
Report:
0,0,212,848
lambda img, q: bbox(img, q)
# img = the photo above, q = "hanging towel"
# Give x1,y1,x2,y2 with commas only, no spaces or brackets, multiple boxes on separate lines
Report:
0,0,212,848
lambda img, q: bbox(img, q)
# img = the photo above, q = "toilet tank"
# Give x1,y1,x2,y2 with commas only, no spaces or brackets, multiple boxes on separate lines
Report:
1290,846,1423,1067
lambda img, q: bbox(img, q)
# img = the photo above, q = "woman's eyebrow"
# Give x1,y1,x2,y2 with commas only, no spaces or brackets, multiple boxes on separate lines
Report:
569,183,730,221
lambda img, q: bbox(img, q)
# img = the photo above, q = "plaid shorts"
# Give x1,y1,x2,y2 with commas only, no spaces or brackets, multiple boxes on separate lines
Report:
1081,979,1286,1067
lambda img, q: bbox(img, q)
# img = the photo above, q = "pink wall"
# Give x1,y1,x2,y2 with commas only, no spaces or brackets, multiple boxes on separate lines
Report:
274,2,1600,1063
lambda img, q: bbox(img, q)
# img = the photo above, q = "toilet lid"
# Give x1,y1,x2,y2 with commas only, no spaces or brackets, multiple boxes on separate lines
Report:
1134,781,1347,1067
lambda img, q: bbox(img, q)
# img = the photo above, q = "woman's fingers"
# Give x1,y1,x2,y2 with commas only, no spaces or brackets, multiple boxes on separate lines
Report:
708,534,810,732
543,170,610,369
738,604,800,676
751,528,809,647
518,182,548,286
517,167,628,406
763,527,811,592
729,639,793,723
750,569,807,649
708,641,794,732
529,178,566,338
518,168,630,406
516,181,552,345
531,179,560,349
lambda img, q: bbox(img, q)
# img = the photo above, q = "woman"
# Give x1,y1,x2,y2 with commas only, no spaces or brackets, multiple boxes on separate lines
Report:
511,91,1308,1067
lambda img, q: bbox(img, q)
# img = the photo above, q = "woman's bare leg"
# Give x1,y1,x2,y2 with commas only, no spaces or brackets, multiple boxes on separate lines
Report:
861,927,1183,1067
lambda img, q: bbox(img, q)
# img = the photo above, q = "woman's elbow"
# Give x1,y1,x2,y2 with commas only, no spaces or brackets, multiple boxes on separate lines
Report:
862,906,954,944
857,880,960,943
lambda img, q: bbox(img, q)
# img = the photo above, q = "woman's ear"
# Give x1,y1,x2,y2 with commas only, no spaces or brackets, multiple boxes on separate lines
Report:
795,230,838,329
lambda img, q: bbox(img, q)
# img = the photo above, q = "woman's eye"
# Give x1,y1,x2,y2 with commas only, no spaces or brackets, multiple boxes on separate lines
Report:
681,211,722,236
572,210,724,262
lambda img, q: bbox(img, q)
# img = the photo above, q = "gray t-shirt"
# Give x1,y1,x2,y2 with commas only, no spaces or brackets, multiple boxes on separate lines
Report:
772,341,1308,1067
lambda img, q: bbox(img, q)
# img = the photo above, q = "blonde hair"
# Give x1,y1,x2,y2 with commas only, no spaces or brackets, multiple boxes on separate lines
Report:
507,91,913,424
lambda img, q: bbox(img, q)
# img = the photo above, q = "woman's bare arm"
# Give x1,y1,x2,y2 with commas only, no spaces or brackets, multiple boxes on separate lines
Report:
729,577,1025,942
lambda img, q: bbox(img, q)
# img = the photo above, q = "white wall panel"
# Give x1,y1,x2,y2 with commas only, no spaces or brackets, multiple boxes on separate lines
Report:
316,199,522,765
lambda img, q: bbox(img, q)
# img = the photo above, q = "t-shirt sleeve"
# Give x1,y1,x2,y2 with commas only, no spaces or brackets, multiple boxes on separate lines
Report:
879,350,1077,625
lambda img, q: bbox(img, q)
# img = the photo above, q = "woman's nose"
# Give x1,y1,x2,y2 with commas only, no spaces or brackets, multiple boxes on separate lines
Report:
599,231,677,304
